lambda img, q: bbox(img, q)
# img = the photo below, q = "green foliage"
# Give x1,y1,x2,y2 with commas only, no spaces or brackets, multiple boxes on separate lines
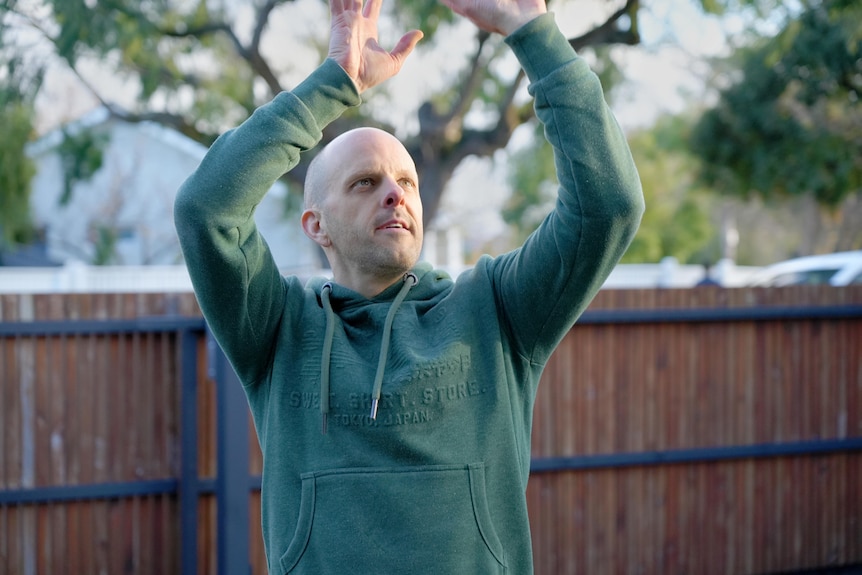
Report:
385,0,456,40
56,128,109,206
91,225,118,265
623,115,717,263
501,125,557,245
503,114,717,264
51,0,172,67
690,0,862,207
0,48,41,247
0,101,37,246
43,0,251,124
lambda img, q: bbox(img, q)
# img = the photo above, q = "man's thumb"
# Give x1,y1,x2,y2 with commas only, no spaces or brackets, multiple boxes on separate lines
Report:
390,30,424,65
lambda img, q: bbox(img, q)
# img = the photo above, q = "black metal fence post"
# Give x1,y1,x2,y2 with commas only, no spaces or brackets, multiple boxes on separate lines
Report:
179,328,200,575
209,332,251,575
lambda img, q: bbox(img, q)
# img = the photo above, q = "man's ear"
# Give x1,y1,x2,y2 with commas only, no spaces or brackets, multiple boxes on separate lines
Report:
301,208,331,247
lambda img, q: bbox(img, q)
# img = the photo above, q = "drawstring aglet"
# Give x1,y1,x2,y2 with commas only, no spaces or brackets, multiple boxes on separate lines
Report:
322,413,328,435
367,273,415,422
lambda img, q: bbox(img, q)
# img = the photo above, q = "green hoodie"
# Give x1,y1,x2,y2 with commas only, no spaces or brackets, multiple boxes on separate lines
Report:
175,13,643,575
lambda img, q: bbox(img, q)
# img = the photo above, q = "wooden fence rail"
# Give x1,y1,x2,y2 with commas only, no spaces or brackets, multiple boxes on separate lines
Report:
1,287,861,575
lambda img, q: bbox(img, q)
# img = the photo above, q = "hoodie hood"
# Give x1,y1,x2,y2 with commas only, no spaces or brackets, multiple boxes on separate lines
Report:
311,262,453,433
306,261,449,304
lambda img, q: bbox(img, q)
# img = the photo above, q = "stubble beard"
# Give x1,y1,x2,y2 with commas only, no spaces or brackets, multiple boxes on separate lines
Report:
362,241,421,279
334,229,422,283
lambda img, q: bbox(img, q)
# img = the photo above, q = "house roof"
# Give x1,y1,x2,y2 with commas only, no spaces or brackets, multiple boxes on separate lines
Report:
26,105,209,163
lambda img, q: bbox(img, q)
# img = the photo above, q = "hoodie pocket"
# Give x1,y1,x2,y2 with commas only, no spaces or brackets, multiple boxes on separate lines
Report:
279,463,507,575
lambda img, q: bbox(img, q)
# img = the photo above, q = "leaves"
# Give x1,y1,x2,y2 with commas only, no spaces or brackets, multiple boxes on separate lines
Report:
56,127,109,206
0,50,40,246
623,115,716,264
0,101,37,245
690,0,862,207
501,125,557,245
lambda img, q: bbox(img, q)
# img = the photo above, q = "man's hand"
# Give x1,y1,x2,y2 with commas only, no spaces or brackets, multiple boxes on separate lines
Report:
328,0,423,93
439,0,547,36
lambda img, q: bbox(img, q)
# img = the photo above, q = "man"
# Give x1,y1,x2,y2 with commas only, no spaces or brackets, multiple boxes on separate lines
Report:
174,0,644,571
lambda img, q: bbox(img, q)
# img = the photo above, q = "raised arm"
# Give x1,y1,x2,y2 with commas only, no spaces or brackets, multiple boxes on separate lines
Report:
174,0,421,384
442,0,644,362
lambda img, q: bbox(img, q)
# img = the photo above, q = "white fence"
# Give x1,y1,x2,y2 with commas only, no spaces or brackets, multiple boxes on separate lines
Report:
0,258,761,294
0,263,196,294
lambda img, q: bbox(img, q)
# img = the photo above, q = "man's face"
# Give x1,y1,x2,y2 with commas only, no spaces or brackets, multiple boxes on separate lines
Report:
303,128,424,289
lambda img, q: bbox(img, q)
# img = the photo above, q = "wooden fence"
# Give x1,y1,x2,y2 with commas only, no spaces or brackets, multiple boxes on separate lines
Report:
1,287,861,575
529,286,862,574
0,294,205,575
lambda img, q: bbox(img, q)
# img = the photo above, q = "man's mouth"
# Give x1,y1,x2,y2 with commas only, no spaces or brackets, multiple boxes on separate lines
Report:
378,220,409,231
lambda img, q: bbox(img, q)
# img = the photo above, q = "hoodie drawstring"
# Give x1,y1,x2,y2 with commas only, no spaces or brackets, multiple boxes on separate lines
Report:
370,273,417,420
320,282,336,434
320,273,418,434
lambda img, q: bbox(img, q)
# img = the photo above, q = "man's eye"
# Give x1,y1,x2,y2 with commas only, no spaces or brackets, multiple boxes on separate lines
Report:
355,178,374,187
400,179,416,189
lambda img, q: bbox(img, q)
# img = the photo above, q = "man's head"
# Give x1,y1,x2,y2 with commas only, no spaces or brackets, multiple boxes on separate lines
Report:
301,127,423,297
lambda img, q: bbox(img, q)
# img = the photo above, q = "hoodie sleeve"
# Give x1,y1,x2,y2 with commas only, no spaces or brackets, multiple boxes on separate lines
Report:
174,60,361,384
491,13,645,364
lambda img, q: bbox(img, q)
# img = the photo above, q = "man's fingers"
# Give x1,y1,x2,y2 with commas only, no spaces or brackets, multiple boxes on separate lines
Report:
438,0,466,18
328,0,422,91
363,0,383,21
331,0,360,17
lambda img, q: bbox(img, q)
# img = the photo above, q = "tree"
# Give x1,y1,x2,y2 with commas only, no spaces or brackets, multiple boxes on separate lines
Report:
690,0,862,209
0,0,644,229
499,0,862,264
0,50,39,248
623,114,717,264
502,109,719,264
0,100,36,247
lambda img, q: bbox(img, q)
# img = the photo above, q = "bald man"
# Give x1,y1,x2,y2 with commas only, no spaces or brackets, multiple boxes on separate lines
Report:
301,128,424,297
174,0,643,571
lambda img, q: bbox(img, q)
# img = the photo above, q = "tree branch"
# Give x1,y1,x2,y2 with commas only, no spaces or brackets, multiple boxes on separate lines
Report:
446,30,492,125
417,29,492,146
570,0,641,51
159,21,232,37
155,2,285,95
252,0,282,49
107,107,216,146
247,0,286,95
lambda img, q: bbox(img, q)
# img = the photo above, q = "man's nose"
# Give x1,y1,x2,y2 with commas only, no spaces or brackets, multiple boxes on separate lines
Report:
382,179,405,207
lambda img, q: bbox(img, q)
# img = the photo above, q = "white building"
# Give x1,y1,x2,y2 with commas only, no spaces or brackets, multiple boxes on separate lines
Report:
24,107,321,272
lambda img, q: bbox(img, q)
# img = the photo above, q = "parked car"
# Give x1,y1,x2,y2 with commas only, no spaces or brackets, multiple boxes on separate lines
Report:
747,251,862,287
